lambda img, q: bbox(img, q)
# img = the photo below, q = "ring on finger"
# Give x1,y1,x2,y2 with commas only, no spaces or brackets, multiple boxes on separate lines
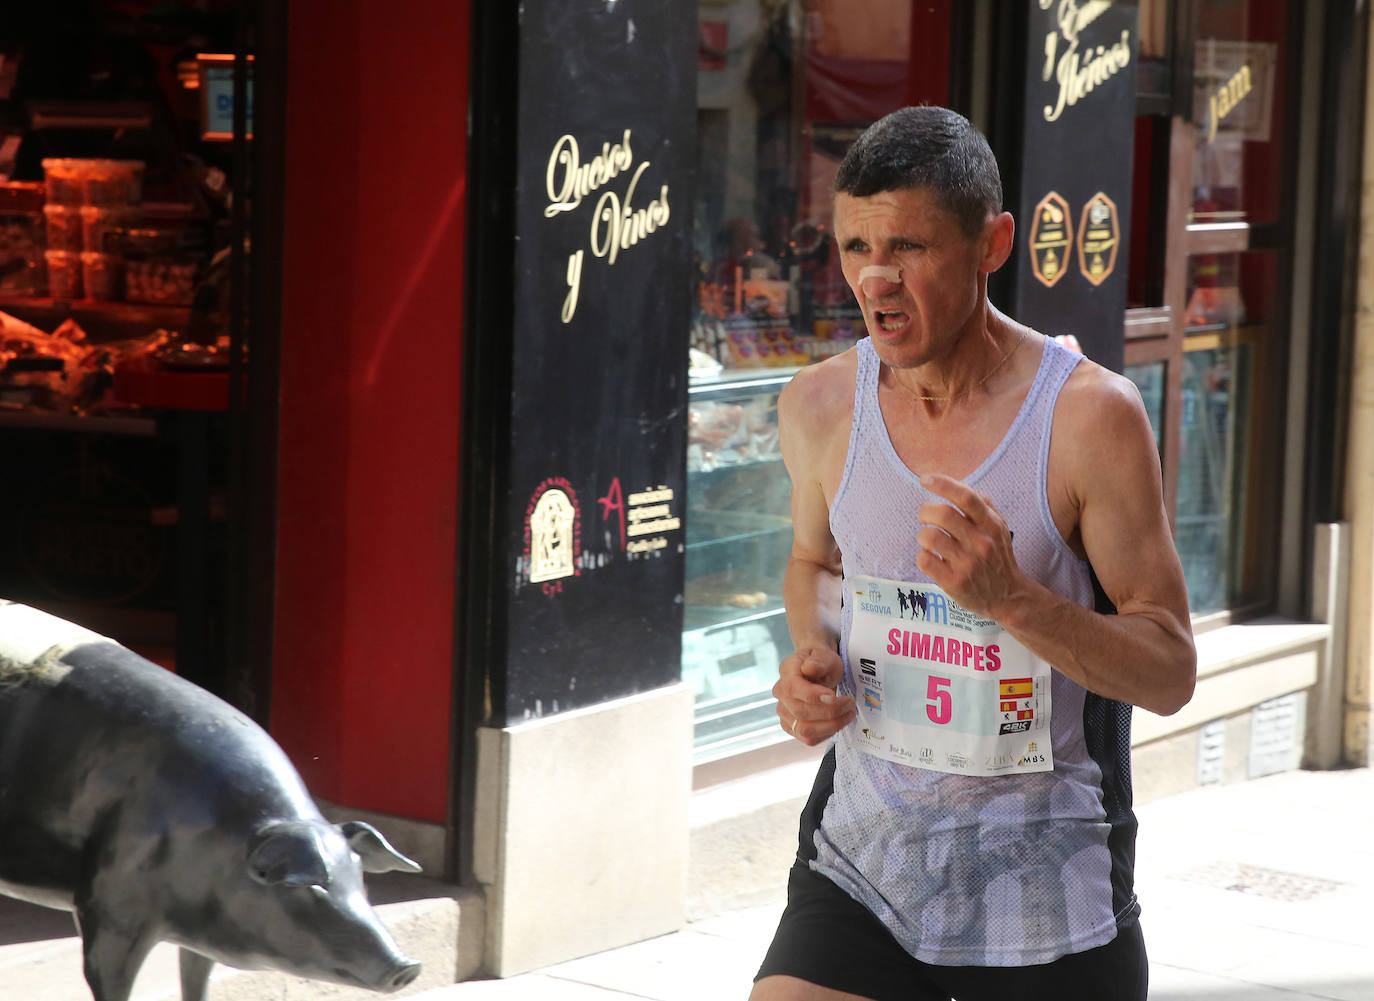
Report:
791,716,801,736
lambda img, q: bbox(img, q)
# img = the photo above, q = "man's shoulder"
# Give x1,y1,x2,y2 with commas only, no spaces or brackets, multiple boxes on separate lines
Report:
781,344,860,409
778,344,860,449
1052,352,1158,482
1057,354,1149,425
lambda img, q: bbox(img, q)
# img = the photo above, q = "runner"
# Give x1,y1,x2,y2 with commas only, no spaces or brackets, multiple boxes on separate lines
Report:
752,106,1196,1001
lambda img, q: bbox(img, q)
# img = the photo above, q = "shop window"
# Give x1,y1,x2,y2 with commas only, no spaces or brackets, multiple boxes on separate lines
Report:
1136,0,1176,106
1178,249,1281,615
1124,360,1165,453
687,0,953,760
0,3,261,695
1125,0,1296,623
1191,0,1288,226
1126,113,1170,309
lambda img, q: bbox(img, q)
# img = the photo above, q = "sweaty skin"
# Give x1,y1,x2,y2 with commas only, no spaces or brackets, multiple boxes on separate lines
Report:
769,186,1195,749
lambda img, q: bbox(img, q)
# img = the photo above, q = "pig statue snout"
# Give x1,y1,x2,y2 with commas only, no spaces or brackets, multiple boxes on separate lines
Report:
388,961,423,992
233,818,425,993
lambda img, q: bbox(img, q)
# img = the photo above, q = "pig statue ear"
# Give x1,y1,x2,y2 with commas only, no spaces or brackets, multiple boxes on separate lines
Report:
338,821,423,874
248,822,335,887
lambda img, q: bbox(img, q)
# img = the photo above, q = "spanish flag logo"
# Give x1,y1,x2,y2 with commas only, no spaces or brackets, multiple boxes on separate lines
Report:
998,677,1036,733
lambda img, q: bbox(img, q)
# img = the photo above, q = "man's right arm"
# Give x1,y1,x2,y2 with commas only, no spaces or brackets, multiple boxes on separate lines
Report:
772,367,856,746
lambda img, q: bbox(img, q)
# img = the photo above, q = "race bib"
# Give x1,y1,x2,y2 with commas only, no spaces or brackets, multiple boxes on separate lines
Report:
848,576,1053,775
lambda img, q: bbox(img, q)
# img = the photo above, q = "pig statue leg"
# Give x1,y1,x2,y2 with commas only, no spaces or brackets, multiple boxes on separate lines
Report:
180,949,215,1001
74,902,156,1001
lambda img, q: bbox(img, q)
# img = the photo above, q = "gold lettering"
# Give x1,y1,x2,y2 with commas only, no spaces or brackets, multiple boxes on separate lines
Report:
546,128,670,322
590,162,670,267
1043,29,1131,122
1056,0,1110,44
545,134,579,215
1208,63,1254,143
591,189,620,264
627,517,680,537
544,129,635,218
561,250,583,324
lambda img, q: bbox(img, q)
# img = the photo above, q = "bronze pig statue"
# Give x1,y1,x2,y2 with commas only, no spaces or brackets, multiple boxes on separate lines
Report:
0,600,423,1001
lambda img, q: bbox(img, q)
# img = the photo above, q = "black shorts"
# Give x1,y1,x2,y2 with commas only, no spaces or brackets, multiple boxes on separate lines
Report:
755,863,1148,1001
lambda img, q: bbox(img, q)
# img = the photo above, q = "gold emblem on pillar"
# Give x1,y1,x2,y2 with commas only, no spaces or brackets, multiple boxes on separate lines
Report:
1029,191,1072,288
1076,192,1120,287
530,487,576,583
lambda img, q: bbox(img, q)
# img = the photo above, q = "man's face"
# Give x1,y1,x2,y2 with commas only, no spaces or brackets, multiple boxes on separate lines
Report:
833,187,989,370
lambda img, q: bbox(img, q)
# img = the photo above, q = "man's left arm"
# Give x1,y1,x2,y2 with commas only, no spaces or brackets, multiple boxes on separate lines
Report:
915,372,1196,716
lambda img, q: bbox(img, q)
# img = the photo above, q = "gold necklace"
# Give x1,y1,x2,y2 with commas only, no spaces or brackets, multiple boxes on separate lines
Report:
888,328,1028,402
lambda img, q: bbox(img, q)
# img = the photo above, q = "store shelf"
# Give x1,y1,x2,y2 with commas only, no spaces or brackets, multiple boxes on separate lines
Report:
0,294,195,337
692,688,786,763
688,366,796,402
687,509,792,549
687,372,786,474
684,598,785,633
687,453,784,475
684,365,796,756
0,408,156,436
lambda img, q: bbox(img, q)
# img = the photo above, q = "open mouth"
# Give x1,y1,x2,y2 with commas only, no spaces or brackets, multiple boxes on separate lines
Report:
875,309,908,332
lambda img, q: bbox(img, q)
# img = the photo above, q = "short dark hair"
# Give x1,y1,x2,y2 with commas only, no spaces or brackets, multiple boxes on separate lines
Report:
835,106,1003,238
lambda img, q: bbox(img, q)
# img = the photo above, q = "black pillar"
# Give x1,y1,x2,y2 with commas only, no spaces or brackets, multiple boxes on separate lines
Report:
1000,1,1141,374
461,1,696,729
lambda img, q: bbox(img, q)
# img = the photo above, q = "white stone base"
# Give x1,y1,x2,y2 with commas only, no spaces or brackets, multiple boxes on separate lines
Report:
474,683,694,978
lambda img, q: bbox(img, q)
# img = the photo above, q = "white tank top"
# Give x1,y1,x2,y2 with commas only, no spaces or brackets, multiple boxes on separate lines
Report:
800,335,1140,967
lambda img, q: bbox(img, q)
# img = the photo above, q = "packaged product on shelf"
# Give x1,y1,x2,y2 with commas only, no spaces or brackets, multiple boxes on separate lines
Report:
118,225,189,258
812,304,865,341
740,278,790,319
125,259,196,306
0,212,45,295
724,324,762,368
43,204,83,252
117,225,201,306
697,281,727,319
80,205,139,253
686,396,782,471
688,345,723,381
0,183,48,295
44,250,81,300
683,570,773,610
0,181,45,213
40,158,145,206
760,325,811,367
685,443,710,473
80,251,122,301
781,333,851,362
689,401,748,450
40,159,85,205
80,160,145,206
0,311,90,410
0,309,183,414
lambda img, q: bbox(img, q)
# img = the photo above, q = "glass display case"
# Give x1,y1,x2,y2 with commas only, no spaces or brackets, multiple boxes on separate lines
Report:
684,0,951,761
683,367,797,762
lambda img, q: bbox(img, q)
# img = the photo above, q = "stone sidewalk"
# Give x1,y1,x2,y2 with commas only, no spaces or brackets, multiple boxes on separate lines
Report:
4,767,1369,999
423,766,1374,1000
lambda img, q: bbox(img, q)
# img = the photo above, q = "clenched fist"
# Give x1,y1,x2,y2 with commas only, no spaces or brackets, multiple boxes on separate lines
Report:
773,646,856,745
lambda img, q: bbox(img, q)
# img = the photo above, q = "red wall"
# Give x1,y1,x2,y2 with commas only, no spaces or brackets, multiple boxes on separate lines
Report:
272,0,469,824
